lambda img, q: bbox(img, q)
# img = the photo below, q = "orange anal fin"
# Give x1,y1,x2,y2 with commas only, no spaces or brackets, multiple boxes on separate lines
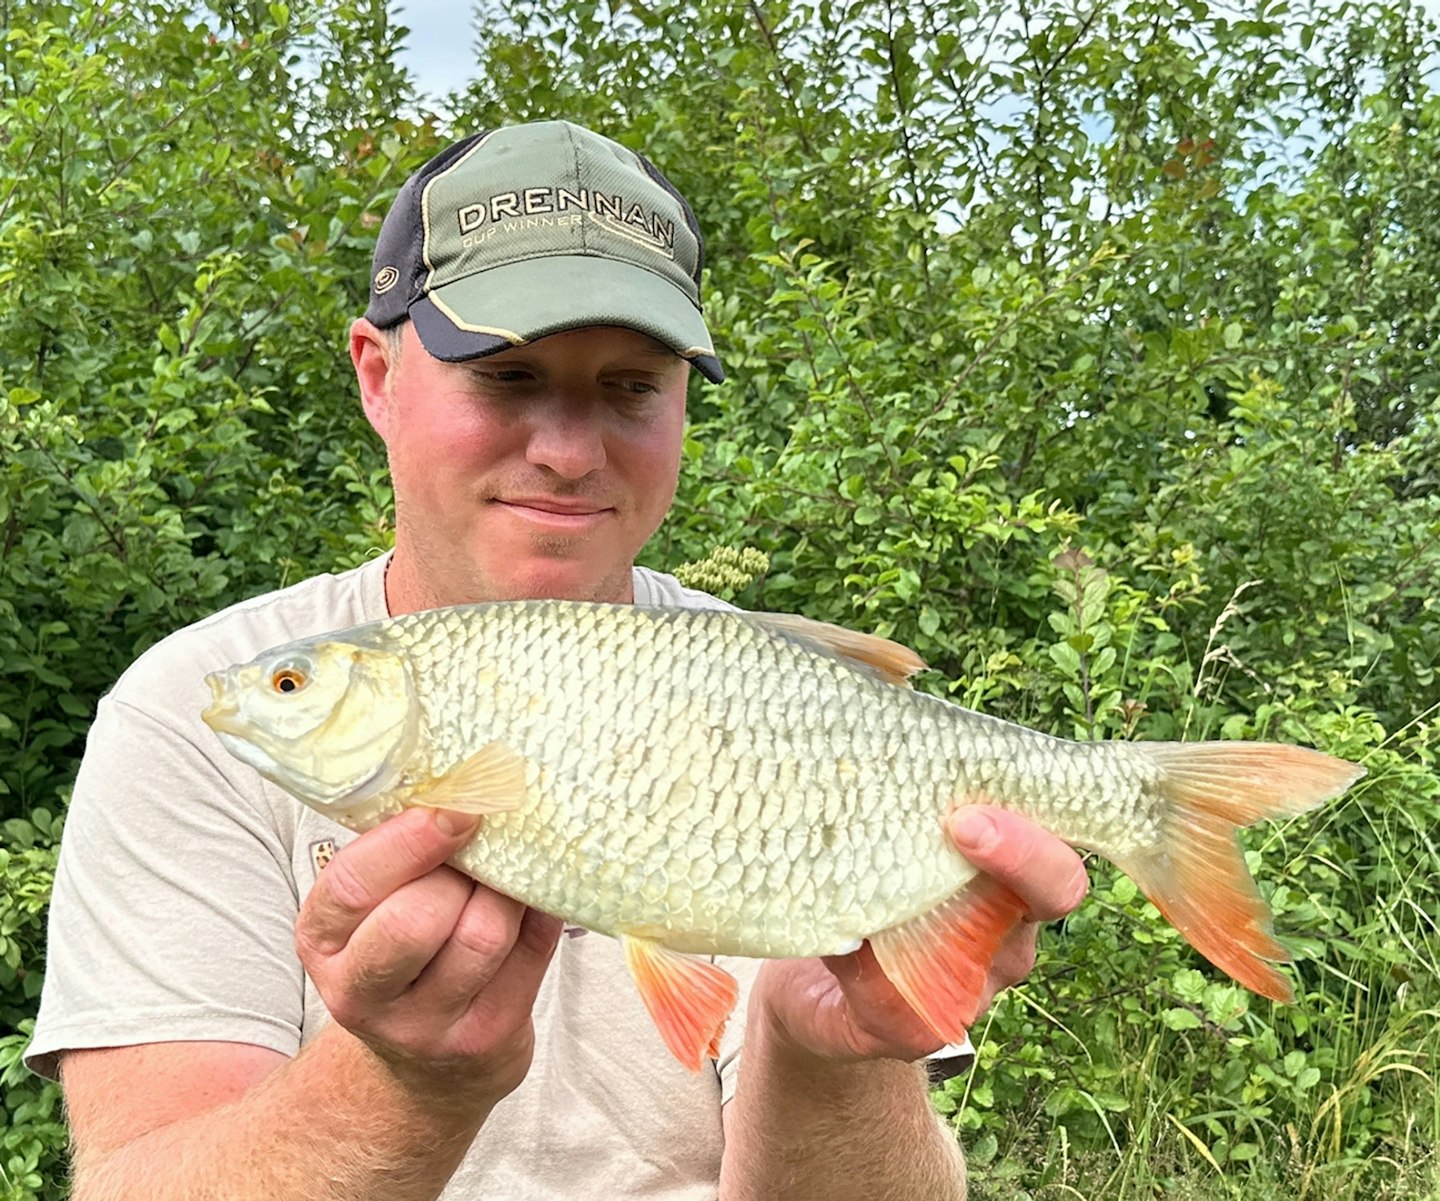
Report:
1124,741,1366,1003
869,876,1030,1046
621,935,739,1072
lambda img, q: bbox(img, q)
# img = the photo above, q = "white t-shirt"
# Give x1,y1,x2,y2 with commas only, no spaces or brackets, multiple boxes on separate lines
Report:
30,555,761,1199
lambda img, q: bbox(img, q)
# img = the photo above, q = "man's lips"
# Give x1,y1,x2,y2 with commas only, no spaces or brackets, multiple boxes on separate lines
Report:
500,496,610,515
492,497,615,529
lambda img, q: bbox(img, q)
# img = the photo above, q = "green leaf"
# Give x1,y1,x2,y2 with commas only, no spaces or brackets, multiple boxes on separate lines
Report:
1049,641,1082,676
1162,1008,1203,1031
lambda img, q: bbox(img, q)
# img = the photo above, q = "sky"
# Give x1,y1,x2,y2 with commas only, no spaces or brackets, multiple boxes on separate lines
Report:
393,0,480,102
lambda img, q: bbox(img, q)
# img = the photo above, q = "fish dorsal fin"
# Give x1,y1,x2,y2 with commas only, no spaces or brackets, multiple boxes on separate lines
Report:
748,612,927,687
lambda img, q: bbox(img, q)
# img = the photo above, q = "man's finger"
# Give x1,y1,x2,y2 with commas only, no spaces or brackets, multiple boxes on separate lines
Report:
821,944,945,1055
947,806,1088,923
406,884,532,1015
988,921,1041,993
330,869,478,1005
299,808,482,956
461,907,565,1023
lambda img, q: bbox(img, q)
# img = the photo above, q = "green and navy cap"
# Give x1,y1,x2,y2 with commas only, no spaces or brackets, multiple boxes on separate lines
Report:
365,121,723,382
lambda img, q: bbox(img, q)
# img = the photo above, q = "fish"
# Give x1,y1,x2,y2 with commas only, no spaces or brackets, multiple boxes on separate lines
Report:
201,601,1365,1070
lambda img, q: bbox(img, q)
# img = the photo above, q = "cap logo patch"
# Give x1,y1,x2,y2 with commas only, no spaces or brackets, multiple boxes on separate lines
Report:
455,187,676,258
373,265,400,294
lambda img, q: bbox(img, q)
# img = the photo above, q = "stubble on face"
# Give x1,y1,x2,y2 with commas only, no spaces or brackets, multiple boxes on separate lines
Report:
374,324,686,613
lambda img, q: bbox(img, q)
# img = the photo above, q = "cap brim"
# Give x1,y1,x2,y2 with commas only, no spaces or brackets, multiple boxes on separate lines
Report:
410,257,724,383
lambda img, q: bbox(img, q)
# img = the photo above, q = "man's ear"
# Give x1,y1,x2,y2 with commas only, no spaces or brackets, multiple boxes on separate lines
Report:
351,317,396,441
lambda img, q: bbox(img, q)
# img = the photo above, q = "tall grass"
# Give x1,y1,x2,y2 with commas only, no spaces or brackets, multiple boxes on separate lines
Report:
952,986,1438,1199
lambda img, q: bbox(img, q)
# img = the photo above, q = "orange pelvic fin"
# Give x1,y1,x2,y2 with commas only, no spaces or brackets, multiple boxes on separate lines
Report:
868,875,1030,1045
621,934,740,1072
748,612,927,686
1121,742,1365,1002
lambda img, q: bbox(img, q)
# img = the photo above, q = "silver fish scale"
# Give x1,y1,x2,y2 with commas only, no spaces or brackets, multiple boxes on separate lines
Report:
370,603,1167,957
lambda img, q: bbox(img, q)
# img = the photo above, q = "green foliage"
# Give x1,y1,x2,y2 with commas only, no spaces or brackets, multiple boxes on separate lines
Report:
0,820,62,1199
937,711,1439,1198
0,0,410,823
0,1019,64,1201
3,0,1439,1197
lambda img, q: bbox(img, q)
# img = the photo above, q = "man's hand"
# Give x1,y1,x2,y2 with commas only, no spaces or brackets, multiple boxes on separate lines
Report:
294,807,563,1104
748,806,1088,1064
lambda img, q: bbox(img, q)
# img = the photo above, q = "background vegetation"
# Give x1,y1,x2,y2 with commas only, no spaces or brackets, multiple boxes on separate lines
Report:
2,0,1437,1196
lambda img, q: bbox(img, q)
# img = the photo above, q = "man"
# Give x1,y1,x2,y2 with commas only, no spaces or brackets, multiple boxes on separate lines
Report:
29,121,1087,1199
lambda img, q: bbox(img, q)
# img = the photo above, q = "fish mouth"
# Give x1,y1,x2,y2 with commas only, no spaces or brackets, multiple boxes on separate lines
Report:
201,672,245,737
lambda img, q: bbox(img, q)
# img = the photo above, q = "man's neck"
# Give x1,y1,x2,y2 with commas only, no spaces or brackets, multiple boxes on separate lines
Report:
381,551,637,616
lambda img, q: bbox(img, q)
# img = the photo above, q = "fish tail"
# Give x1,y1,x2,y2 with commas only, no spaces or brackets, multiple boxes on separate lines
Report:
1117,742,1364,1001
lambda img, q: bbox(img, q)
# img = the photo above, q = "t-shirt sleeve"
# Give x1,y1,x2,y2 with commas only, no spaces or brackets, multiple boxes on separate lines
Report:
26,693,306,1079
631,568,738,613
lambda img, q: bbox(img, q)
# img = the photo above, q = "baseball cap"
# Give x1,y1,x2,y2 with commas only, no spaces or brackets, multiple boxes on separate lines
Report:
364,121,724,382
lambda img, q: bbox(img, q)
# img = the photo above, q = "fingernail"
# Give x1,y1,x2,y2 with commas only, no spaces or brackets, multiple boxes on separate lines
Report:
950,810,997,853
434,809,480,838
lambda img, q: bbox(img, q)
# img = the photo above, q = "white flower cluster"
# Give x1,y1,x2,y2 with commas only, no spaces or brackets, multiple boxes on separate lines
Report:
672,546,770,597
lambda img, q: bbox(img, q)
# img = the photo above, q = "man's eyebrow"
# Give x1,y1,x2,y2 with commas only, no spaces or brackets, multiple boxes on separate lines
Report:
614,350,687,369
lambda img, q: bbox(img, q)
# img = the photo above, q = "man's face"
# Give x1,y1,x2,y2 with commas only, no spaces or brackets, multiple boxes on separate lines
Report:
365,322,690,609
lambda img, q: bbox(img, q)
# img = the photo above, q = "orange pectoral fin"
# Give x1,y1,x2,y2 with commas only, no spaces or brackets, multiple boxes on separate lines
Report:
868,877,1030,1045
621,935,740,1072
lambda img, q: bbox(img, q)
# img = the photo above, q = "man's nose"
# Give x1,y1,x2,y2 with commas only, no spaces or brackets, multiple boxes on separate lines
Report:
525,398,607,478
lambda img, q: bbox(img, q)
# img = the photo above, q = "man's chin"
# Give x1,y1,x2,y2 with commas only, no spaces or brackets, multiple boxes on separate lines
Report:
480,558,633,605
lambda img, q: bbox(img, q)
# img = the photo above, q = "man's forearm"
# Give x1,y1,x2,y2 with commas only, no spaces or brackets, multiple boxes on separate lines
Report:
71,1026,492,1201
720,1014,966,1201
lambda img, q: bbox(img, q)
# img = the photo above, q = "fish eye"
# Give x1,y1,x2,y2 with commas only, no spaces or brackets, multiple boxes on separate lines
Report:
271,666,309,694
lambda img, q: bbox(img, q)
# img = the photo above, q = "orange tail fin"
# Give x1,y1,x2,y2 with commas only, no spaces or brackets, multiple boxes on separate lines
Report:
1118,743,1364,1001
